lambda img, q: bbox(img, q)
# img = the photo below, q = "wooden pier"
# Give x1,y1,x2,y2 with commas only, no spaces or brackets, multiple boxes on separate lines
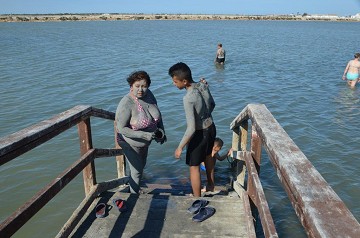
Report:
69,184,253,238
1,104,359,238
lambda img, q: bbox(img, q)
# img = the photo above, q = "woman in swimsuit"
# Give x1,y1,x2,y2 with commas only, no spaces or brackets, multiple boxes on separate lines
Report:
342,53,360,88
115,71,166,193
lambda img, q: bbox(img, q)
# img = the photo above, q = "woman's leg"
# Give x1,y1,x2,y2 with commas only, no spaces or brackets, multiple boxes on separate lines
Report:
121,143,148,193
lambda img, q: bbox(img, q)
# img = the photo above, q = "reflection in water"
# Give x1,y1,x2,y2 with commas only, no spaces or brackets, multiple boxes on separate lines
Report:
215,62,225,71
334,87,360,126
213,62,225,82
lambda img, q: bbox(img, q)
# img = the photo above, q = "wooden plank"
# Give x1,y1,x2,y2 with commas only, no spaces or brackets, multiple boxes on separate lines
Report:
0,149,96,237
242,191,257,238
237,121,248,186
0,105,92,166
231,104,360,238
56,184,101,238
114,122,126,178
242,152,278,238
95,148,123,158
0,106,115,166
251,124,262,171
56,177,128,238
78,119,96,195
70,190,253,237
90,107,115,120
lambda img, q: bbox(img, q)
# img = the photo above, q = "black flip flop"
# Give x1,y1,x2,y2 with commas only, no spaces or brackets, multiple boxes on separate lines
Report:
187,199,209,214
95,203,106,218
113,198,127,212
192,206,216,222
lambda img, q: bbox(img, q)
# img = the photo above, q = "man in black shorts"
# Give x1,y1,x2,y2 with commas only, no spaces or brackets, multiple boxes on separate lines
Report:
215,43,226,64
168,62,216,197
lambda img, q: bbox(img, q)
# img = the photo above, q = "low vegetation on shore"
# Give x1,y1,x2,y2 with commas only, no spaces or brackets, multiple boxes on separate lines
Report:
1,13,359,22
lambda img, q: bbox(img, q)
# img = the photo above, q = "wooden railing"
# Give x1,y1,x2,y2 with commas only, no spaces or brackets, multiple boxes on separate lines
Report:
230,104,360,238
0,105,126,238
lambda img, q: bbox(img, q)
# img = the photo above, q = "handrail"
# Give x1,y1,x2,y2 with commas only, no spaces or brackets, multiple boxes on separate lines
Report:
230,104,360,238
0,105,126,237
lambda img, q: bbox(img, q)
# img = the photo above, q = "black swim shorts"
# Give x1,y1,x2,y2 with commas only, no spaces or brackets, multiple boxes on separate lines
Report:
186,123,216,166
216,57,225,63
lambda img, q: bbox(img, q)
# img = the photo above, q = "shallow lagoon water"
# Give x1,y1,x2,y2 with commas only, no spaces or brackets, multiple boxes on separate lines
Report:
1,20,360,237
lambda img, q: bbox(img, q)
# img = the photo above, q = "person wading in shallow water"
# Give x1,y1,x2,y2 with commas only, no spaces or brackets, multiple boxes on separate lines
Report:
342,52,360,88
214,43,226,64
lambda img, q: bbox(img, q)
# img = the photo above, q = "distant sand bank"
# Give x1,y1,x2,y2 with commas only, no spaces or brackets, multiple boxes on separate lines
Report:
1,13,359,22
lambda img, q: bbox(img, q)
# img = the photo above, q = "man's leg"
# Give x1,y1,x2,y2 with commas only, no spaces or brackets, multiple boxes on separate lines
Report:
189,165,201,197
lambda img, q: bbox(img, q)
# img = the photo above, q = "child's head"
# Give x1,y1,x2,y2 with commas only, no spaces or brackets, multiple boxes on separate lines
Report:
355,53,360,59
212,137,224,155
168,62,194,89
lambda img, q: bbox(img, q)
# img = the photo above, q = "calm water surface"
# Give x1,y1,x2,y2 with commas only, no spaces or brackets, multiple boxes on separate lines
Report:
1,20,360,237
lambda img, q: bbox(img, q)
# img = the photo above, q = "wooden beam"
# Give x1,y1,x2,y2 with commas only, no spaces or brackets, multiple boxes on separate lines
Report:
95,148,123,158
90,107,115,120
55,176,128,238
232,104,360,238
0,149,96,237
0,105,92,166
114,122,125,178
251,124,262,173
78,119,96,195
242,152,278,238
55,184,101,238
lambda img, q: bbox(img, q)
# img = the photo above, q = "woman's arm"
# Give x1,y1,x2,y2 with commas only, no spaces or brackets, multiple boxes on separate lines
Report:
343,61,350,80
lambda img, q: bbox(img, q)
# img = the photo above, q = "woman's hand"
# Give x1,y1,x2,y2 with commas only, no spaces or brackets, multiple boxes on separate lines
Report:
174,148,182,159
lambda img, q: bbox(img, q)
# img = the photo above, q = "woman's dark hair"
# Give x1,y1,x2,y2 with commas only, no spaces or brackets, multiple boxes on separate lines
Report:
355,53,360,58
168,62,193,82
127,71,151,87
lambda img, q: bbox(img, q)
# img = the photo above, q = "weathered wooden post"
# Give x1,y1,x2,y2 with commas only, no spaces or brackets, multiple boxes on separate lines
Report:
114,122,126,178
250,124,262,173
236,120,248,187
78,118,96,196
231,127,240,153
247,125,262,207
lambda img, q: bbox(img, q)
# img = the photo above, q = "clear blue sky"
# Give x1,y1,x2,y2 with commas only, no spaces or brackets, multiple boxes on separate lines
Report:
1,0,359,16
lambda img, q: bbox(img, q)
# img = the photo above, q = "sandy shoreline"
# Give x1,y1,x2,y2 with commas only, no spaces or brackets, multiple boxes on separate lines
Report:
1,13,359,22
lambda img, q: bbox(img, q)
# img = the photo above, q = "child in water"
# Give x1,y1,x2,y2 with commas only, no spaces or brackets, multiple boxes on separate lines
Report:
201,137,232,192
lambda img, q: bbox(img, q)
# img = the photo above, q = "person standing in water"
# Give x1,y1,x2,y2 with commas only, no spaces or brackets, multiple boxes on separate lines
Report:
214,43,226,64
342,53,360,88
168,62,216,197
115,71,166,194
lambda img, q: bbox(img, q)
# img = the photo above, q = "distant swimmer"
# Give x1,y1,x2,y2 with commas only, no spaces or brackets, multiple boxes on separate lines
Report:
214,43,226,64
342,53,360,88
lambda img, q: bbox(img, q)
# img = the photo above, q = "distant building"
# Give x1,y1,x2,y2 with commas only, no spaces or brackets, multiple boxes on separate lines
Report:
306,14,339,19
351,13,360,19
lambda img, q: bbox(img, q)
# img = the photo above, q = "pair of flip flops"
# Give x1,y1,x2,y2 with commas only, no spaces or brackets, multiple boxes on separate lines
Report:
95,198,127,218
187,199,216,222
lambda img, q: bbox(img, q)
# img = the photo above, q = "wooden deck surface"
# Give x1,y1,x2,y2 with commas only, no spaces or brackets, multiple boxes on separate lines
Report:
70,184,255,238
